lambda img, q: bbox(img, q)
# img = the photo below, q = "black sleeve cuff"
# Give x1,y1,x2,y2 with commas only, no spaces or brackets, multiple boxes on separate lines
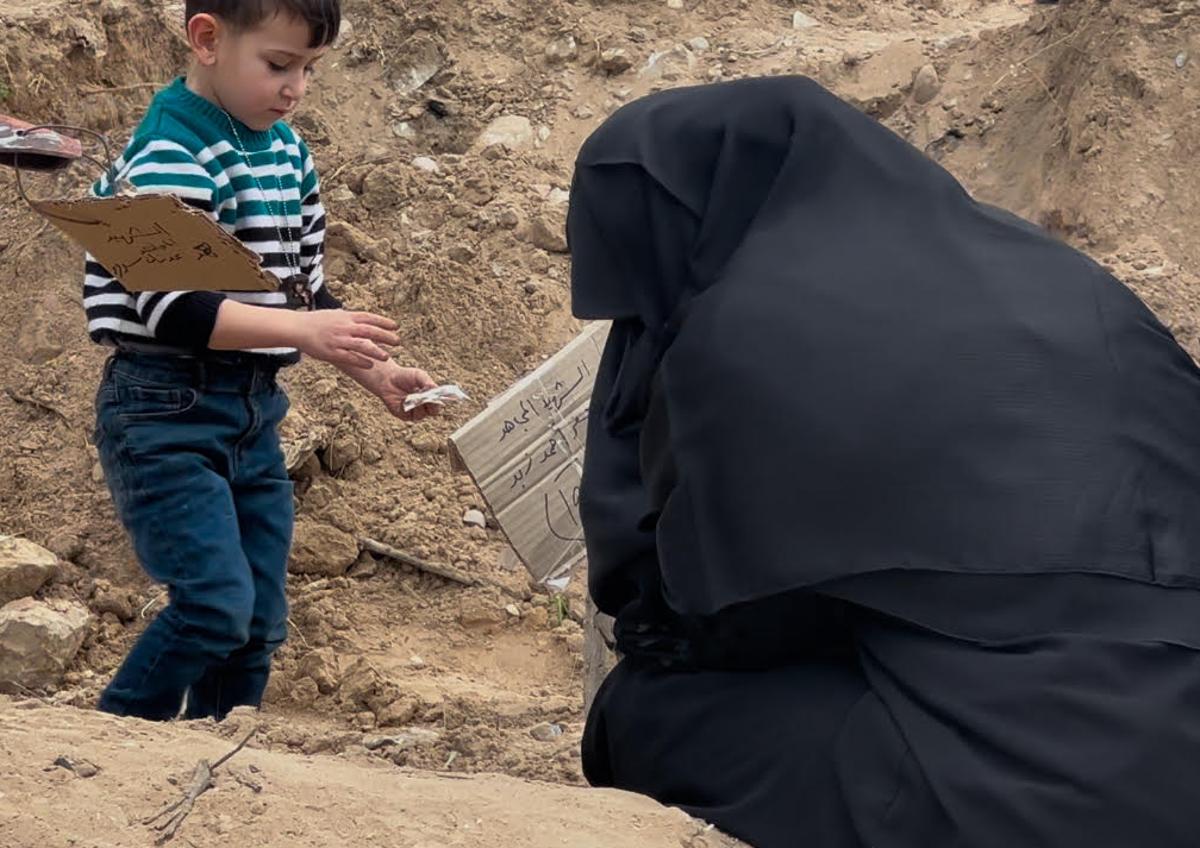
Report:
155,291,228,348
313,285,342,310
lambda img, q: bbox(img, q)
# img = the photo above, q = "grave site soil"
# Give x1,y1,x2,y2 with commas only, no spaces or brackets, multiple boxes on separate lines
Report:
2,0,1199,844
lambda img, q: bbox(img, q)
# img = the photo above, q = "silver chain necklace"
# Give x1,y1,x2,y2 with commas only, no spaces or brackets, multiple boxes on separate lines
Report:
223,112,314,310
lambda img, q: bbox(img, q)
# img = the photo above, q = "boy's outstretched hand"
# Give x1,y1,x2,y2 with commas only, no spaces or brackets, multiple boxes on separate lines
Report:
294,309,401,370
344,359,441,421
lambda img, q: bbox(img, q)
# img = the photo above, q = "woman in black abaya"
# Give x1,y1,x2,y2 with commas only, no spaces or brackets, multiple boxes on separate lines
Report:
569,75,1200,848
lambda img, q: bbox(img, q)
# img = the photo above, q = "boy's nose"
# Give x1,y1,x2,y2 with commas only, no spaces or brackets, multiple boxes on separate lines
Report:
283,73,306,102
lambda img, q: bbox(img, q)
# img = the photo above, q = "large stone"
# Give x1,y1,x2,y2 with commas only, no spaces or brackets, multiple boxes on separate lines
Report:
522,205,569,254
288,520,360,576
298,647,342,695
912,64,942,104
475,115,534,152
0,598,91,691
544,35,577,64
792,11,819,29
0,536,57,606
326,221,389,264
392,35,445,95
599,48,634,75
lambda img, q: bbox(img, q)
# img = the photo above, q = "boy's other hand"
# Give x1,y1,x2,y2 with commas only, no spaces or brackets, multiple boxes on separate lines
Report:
371,362,441,421
296,310,400,370
341,359,440,421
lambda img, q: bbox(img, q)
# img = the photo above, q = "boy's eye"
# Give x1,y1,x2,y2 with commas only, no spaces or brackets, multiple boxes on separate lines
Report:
268,61,288,72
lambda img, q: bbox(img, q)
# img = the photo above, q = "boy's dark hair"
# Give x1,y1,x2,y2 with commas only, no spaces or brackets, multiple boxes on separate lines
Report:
185,0,340,48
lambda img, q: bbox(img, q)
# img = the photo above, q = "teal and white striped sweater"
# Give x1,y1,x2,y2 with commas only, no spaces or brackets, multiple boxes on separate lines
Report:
84,77,340,361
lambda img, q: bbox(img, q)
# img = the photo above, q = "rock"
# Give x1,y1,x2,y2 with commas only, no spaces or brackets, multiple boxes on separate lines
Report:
348,550,379,579
411,156,439,173
408,432,443,454
327,185,355,204
505,604,521,618
326,221,389,264
530,722,564,742
44,532,83,563
496,207,521,229
462,173,495,206
912,64,941,104
298,648,341,695
0,598,91,691
0,537,57,606
544,35,577,64
53,755,100,778
457,597,507,628
364,727,441,751
686,37,711,53
391,121,416,140
462,509,487,529
322,434,362,474
600,48,634,75
447,244,476,264
393,35,445,95
523,206,569,254
90,582,135,622
667,0,684,8
475,115,534,151
339,658,397,714
288,521,360,576
375,696,420,728
792,11,819,29
333,15,353,47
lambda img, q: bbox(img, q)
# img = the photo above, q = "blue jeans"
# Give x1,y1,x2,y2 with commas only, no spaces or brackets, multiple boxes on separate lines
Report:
93,351,293,721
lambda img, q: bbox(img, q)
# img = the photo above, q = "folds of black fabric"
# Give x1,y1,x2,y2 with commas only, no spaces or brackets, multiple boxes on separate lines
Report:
569,76,1200,848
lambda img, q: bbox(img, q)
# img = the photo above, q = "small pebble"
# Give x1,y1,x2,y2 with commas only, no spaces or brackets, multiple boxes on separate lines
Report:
530,722,564,742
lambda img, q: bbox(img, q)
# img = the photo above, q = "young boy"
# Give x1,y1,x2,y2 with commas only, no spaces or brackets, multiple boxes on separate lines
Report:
86,0,437,721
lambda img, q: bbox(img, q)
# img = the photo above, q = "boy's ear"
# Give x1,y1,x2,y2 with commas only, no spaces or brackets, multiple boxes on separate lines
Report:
187,13,222,66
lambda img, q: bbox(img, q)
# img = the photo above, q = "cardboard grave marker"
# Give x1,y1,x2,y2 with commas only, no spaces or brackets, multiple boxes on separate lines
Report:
31,194,278,292
450,321,611,584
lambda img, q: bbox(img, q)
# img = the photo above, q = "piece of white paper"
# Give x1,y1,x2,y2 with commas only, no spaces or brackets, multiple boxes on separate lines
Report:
403,384,470,412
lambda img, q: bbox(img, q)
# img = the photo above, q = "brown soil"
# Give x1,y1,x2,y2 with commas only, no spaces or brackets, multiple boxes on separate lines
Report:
2,0,1198,843
0,698,742,848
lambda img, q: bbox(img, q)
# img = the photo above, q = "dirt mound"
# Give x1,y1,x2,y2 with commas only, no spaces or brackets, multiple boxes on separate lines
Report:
914,0,1200,357
0,696,744,847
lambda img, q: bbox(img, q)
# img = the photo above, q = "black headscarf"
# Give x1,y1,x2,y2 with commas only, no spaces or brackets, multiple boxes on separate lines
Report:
569,76,1200,618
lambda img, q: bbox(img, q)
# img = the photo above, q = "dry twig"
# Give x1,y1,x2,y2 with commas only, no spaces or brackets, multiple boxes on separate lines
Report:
78,81,163,97
143,729,255,844
359,536,475,586
3,385,70,424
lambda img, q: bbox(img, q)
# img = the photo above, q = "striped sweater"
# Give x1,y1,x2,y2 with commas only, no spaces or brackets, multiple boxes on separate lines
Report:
85,77,340,361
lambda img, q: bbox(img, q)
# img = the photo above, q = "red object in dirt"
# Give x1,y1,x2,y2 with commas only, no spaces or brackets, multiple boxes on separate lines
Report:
0,113,84,171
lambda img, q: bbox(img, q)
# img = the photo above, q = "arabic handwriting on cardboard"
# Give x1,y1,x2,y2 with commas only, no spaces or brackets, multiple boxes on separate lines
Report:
544,465,584,543
106,223,168,245
497,362,592,444
507,418,590,492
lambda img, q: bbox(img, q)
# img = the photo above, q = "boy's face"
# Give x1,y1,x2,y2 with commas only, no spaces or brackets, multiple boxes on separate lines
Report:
199,12,328,132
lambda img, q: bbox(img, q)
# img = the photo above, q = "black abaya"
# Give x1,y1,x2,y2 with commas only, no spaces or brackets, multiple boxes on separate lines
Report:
570,76,1200,848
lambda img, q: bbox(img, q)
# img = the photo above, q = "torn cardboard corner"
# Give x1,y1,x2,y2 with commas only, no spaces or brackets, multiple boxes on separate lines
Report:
449,321,611,585
31,194,278,293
